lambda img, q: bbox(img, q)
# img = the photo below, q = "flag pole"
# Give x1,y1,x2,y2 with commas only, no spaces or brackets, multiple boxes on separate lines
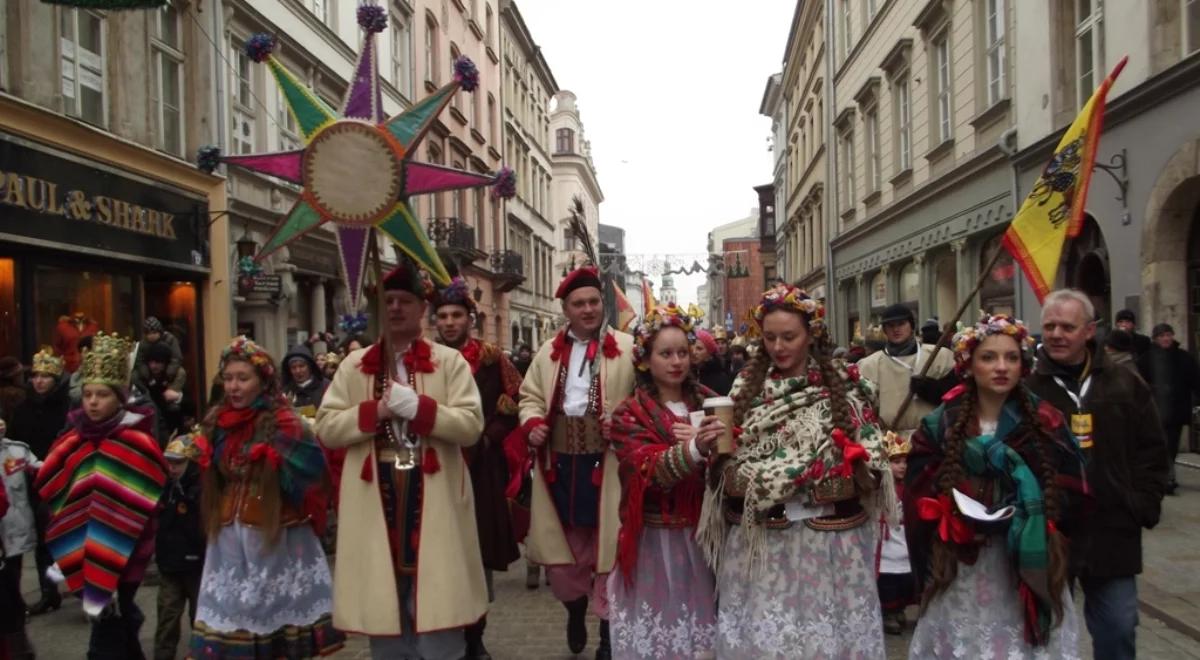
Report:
888,245,1006,428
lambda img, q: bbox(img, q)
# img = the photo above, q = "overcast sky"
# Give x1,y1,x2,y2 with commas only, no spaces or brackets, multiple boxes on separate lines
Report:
516,0,796,306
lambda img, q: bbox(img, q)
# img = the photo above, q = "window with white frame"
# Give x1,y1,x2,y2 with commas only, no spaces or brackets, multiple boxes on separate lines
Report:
1075,0,1104,109
839,126,856,211
424,16,437,84
894,72,911,172
1186,0,1199,55
865,105,881,193
840,0,854,61
986,0,1007,104
391,12,412,98
60,9,106,126
866,0,878,23
485,4,494,48
450,44,461,111
277,88,300,151
487,94,496,143
309,0,329,24
230,37,256,155
933,32,952,143
152,6,184,156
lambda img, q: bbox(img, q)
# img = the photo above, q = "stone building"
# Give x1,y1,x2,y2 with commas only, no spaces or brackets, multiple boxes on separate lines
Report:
704,211,759,328
500,0,557,349
550,89,603,277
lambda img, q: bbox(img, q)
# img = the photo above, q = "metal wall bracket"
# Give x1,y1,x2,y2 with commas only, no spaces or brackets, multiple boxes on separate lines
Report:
1092,148,1129,211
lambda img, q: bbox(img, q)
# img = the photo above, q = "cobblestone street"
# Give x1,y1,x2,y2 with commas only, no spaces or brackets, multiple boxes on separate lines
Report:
21,461,1200,658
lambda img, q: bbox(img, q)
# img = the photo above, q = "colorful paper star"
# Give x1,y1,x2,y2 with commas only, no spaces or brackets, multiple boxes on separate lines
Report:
208,7,511,308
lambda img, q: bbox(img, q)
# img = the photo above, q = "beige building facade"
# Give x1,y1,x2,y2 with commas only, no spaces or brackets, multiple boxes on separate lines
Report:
550,90,603,278
500,0,558,350
825,0,1019,345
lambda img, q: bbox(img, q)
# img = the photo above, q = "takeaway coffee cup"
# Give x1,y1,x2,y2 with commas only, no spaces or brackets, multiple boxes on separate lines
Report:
703,396,736,455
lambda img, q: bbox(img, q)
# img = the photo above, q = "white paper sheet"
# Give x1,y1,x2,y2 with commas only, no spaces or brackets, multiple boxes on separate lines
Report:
952,487,1015,522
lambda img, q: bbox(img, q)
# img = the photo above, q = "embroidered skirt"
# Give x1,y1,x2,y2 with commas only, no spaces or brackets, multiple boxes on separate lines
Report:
608,527,717,659
188,523,344,659
908,541,1080,659
716,522,885,660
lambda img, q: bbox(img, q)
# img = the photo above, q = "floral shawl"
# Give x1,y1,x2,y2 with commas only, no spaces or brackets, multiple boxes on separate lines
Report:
698,358,895,572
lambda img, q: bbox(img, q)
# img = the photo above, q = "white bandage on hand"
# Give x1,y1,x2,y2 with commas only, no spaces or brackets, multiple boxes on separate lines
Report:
386,382,420,420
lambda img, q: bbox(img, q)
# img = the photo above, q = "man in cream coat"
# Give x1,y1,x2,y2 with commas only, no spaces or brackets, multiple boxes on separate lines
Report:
516,265,635,660
857,303,956,431
315,258,485,660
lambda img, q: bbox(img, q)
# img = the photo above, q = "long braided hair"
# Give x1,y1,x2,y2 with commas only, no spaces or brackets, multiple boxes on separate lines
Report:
922,378,1069,623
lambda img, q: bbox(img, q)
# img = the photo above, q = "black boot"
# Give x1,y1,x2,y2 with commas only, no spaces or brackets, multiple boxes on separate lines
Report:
565,596,588,654
27,589,61,616
465,618,492,659
595,620,611,660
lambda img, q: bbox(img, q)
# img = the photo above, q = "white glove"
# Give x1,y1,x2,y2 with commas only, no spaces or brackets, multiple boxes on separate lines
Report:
386,382,420,420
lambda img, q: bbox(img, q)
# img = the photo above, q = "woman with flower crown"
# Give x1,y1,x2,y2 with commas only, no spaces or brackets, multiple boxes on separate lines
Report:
34,333,167,659
696,284,895,659
187,337,343,659
606,303,725,659
904,315,1087,658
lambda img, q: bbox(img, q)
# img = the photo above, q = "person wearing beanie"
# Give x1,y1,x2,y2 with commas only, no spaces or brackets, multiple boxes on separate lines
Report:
1114,309,1152,358
920,318,941,345
282,343,327,417
153,432,206,660
188,336,343,658
691,328,733,395
1104,329,1139,372
857,303,956,433
510,263,636,659
34,333,166,658
1137,322,1200,494
134,316,184,387
134,341,188,444
431,275,523,660
315,256,486,660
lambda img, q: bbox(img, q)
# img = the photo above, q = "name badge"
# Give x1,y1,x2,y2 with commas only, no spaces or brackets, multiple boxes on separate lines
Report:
1071,413,1094,448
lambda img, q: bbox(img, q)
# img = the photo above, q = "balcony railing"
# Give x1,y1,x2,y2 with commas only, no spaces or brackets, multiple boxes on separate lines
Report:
426,217,485,263
490,249,525,292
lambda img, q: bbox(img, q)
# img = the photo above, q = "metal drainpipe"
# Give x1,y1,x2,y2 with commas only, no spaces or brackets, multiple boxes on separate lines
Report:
824,0,839,343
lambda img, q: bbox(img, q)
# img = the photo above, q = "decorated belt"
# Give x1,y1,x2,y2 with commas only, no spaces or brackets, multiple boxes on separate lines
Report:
643,511,695,529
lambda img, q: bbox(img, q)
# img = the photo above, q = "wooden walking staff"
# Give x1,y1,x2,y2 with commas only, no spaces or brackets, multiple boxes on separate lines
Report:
368,230,418,470
888,246,1007,428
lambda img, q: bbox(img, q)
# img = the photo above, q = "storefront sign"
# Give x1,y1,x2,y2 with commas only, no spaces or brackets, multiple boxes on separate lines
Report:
0,136,208,269
241,274,282,294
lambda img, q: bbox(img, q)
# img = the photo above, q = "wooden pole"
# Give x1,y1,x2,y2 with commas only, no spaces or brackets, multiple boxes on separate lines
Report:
369,229,395,383
888,244,1007,427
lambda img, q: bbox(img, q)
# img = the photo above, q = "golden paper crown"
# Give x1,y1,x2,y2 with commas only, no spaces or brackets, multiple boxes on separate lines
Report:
79,333,134,390
31,347,64,378
884,430,912,458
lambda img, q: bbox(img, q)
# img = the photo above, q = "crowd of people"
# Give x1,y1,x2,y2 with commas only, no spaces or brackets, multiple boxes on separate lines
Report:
0,255,1184,660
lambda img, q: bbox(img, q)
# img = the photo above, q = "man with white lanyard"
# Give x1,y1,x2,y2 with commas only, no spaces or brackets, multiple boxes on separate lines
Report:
1026,289,1167,660
857,303,956,432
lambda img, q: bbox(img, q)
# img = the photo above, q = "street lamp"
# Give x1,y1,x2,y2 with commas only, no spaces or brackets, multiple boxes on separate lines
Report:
473,284,484,302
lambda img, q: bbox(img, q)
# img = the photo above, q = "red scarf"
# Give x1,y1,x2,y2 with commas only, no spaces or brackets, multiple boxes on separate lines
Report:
359,338,436,376
215,405,259,465
459,338,483,374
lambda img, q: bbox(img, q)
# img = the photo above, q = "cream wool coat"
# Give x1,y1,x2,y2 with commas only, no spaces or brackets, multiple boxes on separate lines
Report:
314,342,486,636
517,327,636,574
857,343,955,431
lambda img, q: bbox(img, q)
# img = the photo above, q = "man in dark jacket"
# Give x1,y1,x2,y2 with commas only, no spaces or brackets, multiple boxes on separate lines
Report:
1114,309,1152,358
1137,323,1200,494
282,344,326,416
154,434,206,660
1027,289,1167,660
692,329,733,395
133,342,187,444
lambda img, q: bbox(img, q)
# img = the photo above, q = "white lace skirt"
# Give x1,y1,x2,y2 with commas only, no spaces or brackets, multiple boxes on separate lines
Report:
716,521,886,660
908,541,1080,659
608,526,717,659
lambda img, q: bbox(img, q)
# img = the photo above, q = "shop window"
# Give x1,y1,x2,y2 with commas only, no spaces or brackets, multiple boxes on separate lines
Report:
900,261,921,306
60,8,106,127
0,259,18,360
34,266,135,362
145,281,202,414
980,234,1016,315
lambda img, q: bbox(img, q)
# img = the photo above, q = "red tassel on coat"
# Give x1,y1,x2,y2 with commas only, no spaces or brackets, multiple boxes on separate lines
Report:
592,461,603,487
360,453,374,482
422,446,441,475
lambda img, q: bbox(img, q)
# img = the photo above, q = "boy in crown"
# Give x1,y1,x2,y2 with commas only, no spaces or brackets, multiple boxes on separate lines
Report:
35,333,167,659
877,430,917,635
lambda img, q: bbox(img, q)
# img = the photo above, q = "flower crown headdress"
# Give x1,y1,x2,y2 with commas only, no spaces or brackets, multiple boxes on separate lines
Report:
748,284,825,338
951,314,1036,374
433,276,477,315
220,336,279,393
632,302,697,371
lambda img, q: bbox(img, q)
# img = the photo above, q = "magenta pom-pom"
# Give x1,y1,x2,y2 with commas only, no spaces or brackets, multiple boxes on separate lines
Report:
244,33,276,63
491,166,517,200
453,56,480,93
357,4,388,33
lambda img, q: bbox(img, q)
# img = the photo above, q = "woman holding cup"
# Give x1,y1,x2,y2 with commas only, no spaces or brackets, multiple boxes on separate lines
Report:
698,284,896,659
607,303,724,659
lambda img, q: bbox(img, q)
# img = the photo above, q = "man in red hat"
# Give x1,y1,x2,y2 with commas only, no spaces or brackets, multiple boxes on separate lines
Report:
430,276,523,660
315,257,487,660
515,265,635,660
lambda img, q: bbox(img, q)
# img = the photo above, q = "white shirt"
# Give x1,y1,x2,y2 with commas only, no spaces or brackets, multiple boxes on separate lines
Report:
879,501,911,574
562,330,593,417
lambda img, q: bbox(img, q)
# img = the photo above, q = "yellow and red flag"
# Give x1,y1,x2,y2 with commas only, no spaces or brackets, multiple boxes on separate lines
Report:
613,285,637,332
1002,56,1127,303
641,277,658,317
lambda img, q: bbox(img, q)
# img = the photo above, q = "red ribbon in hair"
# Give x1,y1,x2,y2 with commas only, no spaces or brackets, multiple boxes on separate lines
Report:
916,494,973,543
828,428,869,478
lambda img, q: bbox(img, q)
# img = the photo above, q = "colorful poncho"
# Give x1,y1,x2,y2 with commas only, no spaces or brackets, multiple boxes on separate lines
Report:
906,392,1088,646
698,358,895,572
610,385,716,584
35,410,167,615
